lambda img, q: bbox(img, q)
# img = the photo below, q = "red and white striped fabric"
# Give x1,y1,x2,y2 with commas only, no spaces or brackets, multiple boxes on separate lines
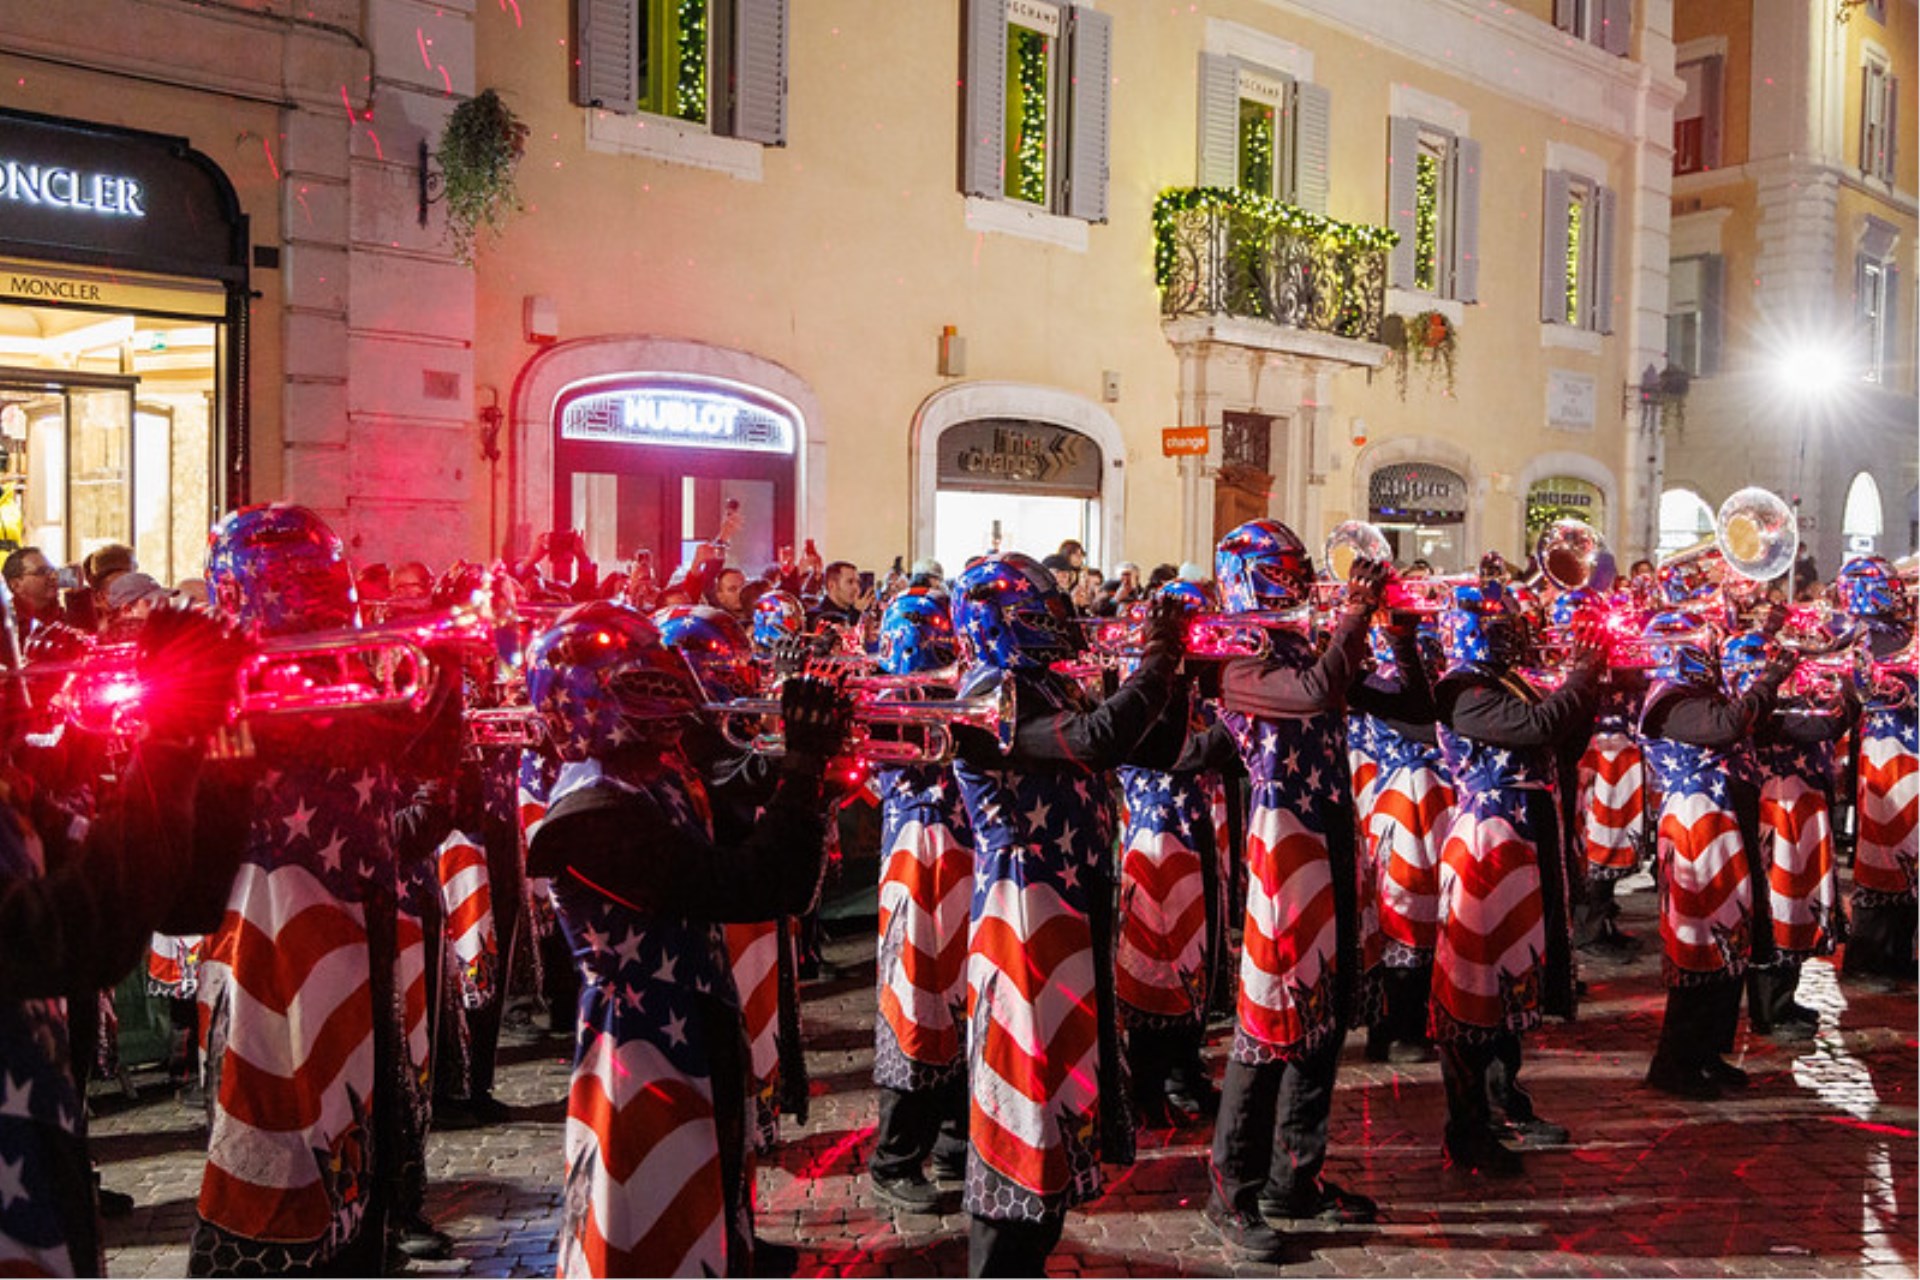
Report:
1656,790,1751,979
1432,810,1545,1034
397,908,429,1081
1856,729,1919,897
967,874,1100,1210
437,831,499,1010
559,1014,727,1279
147,933,204,999
1238,801,1337,1056
1366,765,1453,957
1115,772,1209,1025
197,859,375,1247
1759,773,1840,956
1576,732,1645,879
876,817,972,1077
724,921,781,1144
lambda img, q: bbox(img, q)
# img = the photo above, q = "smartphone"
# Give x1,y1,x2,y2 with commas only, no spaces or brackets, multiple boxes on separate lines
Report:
725,498,741,514
858,570,875,594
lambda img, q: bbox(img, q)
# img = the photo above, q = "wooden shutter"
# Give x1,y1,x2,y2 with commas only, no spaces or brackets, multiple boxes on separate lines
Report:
1701,56,1724,169
1601,0,1630,56
1553,0,1577,33
1450,136,1482,303
1884,263,1902,378
1886,77,1900,180
575,0,639,114
1541,169,1572,323
1592,184,1617,333
1387,116,1420,289
1064,4,1112,222
1197,53,1240,189
962,0,1008,198
1289,81,1332,215
726,0,788,144
1700,253,1725,375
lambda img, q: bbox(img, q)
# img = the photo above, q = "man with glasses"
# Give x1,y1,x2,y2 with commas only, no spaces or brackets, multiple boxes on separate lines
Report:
2,548,59,639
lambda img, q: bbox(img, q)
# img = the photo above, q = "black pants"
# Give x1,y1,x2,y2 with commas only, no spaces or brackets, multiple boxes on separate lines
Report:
1573,878,1621,948
1208,1030,1341,1213
467,826,525,1100
1846,897,1918,979
1747,961,1803,1030
1371,966,1432,1043
1126,1021,1206,1102
968,1213,1065,1278
1438,1030,1533,1140
1654,976,1741,1070
870,1079,967,1181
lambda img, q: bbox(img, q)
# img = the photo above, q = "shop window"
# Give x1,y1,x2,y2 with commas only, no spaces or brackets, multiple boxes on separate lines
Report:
1553,0,1630,56
1195,54,1332,214
1860,54,1898,184
1842,471,1883,554
1542,169,1615,332
1658,487,1715,558
962,0,1112,222
1369,462,1469,572
1667,255,1724,377
1674,55,1723,175
932,418,1103,570
1526,476,1606,547
1387,117,1481,301
573,0,789,145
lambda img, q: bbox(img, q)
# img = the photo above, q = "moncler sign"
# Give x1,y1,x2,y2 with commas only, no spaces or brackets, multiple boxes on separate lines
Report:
0,159,147,218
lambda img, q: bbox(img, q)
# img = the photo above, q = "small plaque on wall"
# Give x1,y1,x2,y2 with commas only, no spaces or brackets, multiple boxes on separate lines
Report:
1546,369,1597,432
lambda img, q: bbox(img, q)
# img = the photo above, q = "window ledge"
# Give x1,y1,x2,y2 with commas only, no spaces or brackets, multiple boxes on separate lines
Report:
1386,291,1465,325
963,196,1089,251
1540,324,1603,354
585,111,764,182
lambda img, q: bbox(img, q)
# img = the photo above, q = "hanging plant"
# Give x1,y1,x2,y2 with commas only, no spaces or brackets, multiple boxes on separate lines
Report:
1381,309,1459,398
436,89,530,265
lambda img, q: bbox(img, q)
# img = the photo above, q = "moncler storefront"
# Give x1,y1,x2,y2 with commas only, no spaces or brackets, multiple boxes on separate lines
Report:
0,108,249,584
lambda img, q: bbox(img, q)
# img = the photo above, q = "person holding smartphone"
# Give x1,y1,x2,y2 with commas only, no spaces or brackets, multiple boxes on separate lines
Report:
808,560,869,631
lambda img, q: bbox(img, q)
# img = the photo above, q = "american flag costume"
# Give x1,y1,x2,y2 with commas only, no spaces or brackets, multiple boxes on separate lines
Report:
952,667,1130,1223
1360,716,1452,974
437,829,499,1013
724,918,785,1150
148,933,205,999
1641,688,1755,987
1115,764,1217,1031
1576,682,1648,883
1754,729,1844,959
1853,665,1918,918
874,761,974,1092
192,763,403,1275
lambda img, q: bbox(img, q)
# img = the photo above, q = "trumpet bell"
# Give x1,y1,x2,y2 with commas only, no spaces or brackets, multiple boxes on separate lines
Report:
1534,519,1616,593
1716,487,1798,582
1324,520,1392,582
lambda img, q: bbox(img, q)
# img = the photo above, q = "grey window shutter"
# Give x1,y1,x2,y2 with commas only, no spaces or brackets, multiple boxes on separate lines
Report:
1064,5,1112,223
1553,0,1576,33
1887,77,1899,179
1541,169,1572,323
1592,184,1618,333
1701,56,1724,168
1884,264,1901,376
1450,136,1482,303
962,0,1008,198
1197,53,1240,189
727,0,787,145
1701,253,1725,375
575,0,638,114
1289,81,1332,215
1861,65,1874,171
1387,116,1420,289
1601,0,1630,56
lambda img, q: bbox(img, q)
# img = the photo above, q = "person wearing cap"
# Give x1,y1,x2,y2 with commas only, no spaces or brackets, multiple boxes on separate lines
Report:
102,573,174,639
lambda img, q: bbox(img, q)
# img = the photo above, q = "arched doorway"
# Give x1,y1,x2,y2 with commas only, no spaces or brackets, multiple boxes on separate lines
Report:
1658,487,1715,558
1842,471,1883,556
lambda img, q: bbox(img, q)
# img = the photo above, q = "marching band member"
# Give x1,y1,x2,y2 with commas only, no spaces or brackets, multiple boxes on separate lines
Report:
1638,612,1795,1099
525,603,849,1277
866,589,974,1211
1722,632,1849,1039
1430,583,1600,1176
1834,556,1918,987
1203,520,1388,1260
945,553,1186,1277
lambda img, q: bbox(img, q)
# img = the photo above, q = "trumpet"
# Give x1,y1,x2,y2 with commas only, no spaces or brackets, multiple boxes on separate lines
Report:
701,679,1016,764
463,703,547,750
1384,575,1478,613
1082,610,1301,660
1606,624,1719,670
1535,519,1617,594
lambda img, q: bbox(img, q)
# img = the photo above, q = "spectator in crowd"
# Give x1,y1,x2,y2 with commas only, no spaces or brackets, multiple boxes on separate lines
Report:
391,560,434,610
712,566,750,619
101,572,174,640
1147,563,1178,591
83,543,136,609
3,546,59,639
810,560,870,630
1178,561,1208,583
357,562,392,606
909,558,945,589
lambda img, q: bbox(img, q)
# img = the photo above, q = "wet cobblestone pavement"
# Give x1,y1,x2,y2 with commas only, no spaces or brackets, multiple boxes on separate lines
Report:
97,880,1917,1277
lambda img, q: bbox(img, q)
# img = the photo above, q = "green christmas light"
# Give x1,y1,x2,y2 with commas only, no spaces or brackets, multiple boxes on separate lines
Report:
1006,26,1050,205
1152,186,1399,290
1240,101,1275,198
675,0,707,124
1565,198,1583,321
1414,151,1440,292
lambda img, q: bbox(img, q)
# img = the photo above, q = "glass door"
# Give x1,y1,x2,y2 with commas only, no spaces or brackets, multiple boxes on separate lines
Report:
0,371,137,568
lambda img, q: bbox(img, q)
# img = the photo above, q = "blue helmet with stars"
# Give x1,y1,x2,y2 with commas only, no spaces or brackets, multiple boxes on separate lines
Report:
878,588,958,676
1439,582,1525,673
1155,577,1215,614
951,552,1082,672
205,503,358,638
1643,610,1716,686
1835,555,1901,620
527,602,701,761
751,589,805,653
1721,630,1770,696
1215,519,1313,614
1550,587,1599,629
653,604,758,702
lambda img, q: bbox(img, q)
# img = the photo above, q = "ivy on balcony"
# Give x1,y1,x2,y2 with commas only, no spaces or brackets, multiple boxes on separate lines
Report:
1153,187,1397,342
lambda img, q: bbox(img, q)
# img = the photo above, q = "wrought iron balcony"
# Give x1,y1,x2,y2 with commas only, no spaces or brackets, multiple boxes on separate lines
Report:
1154,188,1395,343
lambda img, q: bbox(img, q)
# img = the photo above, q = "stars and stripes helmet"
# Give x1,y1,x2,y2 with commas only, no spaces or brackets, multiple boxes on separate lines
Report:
951,552,1082,671
751,589,806,653
1835,555,1901,620
1643,610,1716,686
1440,582,1526,673
1721,630,1769,696
878,588,958,676
1550,587,1598,628
527,602,700,760
653,604,759,701
1154,577,1214,613
1215,519,1312,614
205,503,358,637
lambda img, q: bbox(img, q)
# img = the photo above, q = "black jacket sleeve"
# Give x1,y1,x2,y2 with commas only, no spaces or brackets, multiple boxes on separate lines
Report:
1441,662,1602,748
527,766,829,923
1170,719,1246,776
1220,609,1370,719
1642,667,1789,748
1347,627,1434,726
959,654,1179,772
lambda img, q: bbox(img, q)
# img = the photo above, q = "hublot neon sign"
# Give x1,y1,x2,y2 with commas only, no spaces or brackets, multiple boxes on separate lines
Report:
560,386,796,454
0,159,147,218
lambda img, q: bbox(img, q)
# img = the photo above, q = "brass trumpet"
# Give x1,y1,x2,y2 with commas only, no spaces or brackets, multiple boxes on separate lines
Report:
1081,611,1292,660
702,679,1016,764
463,703,547,750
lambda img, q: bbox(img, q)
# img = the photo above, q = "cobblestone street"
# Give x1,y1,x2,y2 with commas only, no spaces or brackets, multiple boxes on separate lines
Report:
96,882,1917,1278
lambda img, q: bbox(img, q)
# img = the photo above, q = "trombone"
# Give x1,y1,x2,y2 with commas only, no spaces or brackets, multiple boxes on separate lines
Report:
1081,610,1301,660
702,679,1016,764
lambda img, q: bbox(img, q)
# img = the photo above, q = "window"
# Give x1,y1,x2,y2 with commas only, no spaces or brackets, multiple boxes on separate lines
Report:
1554,0,1630,56
1541,170,1615,332
1658,488,1715,558
1196,54,1331,213
1674,56,1723,175
1666,255,1724,377
964,0,1112,222
1860,56,1899,183
1386,118,1482,302
573,0,789,145
1857,254,1899,384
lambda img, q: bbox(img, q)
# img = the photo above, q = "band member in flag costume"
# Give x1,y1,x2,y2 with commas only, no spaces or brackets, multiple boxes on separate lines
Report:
1639,612,1795,1100
946,553,1186,1277
1430,583,1601,1176
1202,521,1388,1261
1834,556,1918,986
1722,632,1848,1039
0,600,246,1276
866,588,974,1211
525,603,847,1278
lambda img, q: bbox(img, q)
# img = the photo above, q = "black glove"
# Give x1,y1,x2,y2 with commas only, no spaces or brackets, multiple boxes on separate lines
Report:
138,604,249,744
769,634,811,680
1139,595,1189,661
780,673,853,763
1763,650,1800,687
1759,603,1790,637
1569,617,1608,668
1345,557,1390,616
